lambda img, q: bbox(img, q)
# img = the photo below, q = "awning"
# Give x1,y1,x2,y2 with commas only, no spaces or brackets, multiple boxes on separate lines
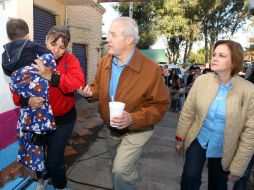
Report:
140,49,167,63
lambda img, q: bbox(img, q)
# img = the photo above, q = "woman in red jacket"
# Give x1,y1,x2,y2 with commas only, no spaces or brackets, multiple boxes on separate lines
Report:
13,25,85,190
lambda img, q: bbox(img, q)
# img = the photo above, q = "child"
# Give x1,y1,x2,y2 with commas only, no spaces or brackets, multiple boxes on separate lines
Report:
1,18,56,176
170,77,184,113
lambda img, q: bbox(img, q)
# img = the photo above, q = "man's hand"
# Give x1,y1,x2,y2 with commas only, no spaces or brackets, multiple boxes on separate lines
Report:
31,59,53,81
228,174,240,182
77,85,93,97
28,97,45,109
110,111,133,129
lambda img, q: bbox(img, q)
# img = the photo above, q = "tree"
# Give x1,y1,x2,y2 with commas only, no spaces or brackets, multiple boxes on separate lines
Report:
181,0,202,64
153,0,187,63
196,0,248,63
153,0,202,63
189,48,206,65
114,0,248,64
244,44,254,62
114,1,159,49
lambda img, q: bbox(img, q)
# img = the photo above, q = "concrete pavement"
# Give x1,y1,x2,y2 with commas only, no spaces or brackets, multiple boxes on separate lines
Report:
1,96,253,189
64,98,207,190
64,98,253,190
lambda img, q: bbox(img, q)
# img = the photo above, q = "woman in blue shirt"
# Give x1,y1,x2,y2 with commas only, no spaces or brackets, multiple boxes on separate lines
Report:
175,40,254,190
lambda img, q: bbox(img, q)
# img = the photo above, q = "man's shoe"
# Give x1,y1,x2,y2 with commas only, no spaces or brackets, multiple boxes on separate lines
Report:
35,178,49,190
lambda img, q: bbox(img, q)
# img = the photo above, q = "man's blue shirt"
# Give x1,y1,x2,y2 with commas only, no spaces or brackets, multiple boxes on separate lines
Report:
109,50,135,100
197,81,232,157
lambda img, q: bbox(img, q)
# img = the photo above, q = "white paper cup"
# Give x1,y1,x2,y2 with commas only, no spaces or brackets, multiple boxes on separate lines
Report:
109,101,125,127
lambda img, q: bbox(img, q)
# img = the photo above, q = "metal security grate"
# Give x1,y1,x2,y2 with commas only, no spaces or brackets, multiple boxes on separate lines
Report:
72,43,87,81
33,6,56,45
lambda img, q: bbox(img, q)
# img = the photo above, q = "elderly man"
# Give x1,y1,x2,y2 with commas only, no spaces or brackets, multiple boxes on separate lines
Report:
79,17,169,190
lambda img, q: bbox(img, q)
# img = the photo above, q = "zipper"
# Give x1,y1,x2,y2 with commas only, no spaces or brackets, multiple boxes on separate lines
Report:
3,45,11,63
17,40,29,61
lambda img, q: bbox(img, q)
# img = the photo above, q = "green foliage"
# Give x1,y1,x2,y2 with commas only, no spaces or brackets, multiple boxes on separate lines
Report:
154,0,188,37
189,48,206,65
244,44,254,62
195,0,248,62
114,1,158,49
249,44,254,50
113,0,248,64
153,0,202,63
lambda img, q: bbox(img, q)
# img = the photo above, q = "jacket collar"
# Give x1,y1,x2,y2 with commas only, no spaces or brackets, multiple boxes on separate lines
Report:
212,72,240,87
127,49,142,73
104,48,142,73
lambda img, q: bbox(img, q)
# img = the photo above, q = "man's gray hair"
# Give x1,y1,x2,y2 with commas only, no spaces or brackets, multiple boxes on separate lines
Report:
112,17,140,45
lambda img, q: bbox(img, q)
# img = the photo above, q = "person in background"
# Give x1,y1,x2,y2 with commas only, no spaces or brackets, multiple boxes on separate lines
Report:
233,67,254,190
168,68,179,88
183,65,195,87
12,25,85,190
159,65,163,76
185,74,194,98
185,66,201,98
78,16,169,190
178,78,185,113
183,66,195,98
244,62,254,79
233,156,254,190
194,66,201,76
202,68,212,74
175,40,254,190
163,64,169,86
170,77,184,113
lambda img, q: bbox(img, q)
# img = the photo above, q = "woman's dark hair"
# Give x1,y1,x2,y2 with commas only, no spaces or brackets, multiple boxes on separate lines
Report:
213,40,243,76
47,25,70,48
170,69,176,75
6,18,29,40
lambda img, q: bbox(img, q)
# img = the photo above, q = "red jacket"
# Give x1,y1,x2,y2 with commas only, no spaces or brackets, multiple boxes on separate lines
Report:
13,52,85,117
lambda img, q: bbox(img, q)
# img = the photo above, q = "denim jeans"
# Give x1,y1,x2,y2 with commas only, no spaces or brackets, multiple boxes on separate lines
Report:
233,154,254,190
170,98,180,113
181,139,229,190
45,119,76,189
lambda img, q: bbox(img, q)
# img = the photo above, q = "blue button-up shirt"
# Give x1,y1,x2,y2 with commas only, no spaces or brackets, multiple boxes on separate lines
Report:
197,81,232,158
109,50,135,100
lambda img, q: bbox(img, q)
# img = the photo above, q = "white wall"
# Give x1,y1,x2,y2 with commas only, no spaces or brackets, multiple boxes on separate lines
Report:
0,0,33,113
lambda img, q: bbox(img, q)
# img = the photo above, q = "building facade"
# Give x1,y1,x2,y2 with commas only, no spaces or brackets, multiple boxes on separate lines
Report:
0,0,105,187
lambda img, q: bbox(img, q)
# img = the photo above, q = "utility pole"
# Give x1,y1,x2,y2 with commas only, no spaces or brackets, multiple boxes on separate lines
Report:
129,2,133,18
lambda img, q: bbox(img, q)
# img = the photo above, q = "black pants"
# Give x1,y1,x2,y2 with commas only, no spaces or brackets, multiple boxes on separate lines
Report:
233,154,254,190
45,119,75,189
181,139,229,190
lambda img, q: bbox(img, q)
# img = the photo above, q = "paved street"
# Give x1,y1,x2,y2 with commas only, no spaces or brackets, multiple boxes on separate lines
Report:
3,97,253,189
64,98,213,190
60,97,253,190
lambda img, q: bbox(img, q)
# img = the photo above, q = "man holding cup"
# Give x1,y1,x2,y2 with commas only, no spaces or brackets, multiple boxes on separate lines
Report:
78,17,169,190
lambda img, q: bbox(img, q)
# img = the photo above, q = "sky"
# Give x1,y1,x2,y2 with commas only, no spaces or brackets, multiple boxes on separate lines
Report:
101,3,120,36
100,3,254,50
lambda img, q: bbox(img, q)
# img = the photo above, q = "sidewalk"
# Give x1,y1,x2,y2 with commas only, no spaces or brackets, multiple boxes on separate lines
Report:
64,98,211,190
1,97,253,189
